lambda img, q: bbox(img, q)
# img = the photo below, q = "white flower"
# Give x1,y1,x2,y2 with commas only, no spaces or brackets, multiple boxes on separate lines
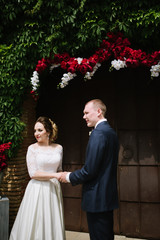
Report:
84,63,101,80
59,72,77,88
85,72,92,80
111,59,127,70
31,71,39,91
89,130,93,136
150,62,160,77
50,64,61,72
76,57,83,64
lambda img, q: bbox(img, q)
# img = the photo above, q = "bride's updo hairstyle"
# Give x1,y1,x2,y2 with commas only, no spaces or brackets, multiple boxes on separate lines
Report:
36,116,58,142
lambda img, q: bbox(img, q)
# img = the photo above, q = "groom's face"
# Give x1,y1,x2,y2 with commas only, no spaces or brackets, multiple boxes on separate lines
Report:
83,102,99,127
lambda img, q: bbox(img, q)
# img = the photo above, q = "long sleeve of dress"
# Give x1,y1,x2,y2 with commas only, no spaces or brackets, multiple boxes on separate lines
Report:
57,146,63,172
26,145,37,178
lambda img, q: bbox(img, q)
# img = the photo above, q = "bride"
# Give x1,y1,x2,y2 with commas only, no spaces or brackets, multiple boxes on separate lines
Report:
9,116,66,240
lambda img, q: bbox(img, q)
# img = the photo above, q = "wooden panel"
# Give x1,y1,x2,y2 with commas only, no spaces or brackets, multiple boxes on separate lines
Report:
80,130,90,163
59,96,82,164
81,210,88,232
63,198,81,231
141,203,160,239
157,96,160,130
113,209,120,234
114,68,137,94
140,166,160,202
137,95,157,130
119,166,139,201
61,183,82,198
120,202,140,238
116,96,137,130
118,131,138,165
138,131,158,165
158,131,160,164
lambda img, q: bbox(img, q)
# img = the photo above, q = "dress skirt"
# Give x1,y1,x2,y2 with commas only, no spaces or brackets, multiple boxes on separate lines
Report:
9,178,66,240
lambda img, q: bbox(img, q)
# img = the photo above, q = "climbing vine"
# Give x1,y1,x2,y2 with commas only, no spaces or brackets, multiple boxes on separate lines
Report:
0,0,160,158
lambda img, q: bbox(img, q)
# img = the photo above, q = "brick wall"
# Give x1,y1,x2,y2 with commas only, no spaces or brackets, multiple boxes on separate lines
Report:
0,94,36,231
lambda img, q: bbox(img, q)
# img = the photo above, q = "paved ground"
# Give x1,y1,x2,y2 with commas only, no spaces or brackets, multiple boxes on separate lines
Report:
65,231,147,240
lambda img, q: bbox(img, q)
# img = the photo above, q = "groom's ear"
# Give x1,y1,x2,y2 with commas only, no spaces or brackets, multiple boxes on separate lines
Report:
97,108,102,116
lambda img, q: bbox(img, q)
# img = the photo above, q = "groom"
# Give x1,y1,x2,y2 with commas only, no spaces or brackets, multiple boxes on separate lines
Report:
59,99,119,240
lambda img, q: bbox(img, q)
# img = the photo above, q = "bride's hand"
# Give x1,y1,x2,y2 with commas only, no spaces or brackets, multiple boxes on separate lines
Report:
59,172,69,183
54,172,63,181
54,172,69,183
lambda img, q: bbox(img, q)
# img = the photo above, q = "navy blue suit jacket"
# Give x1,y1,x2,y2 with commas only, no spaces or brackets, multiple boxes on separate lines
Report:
69,121,119,212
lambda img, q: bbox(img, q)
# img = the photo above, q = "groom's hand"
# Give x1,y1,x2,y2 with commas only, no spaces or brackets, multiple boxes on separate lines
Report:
59,172,69,183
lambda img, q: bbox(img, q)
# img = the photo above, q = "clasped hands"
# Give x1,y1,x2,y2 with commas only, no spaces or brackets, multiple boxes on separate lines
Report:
55,172,69,183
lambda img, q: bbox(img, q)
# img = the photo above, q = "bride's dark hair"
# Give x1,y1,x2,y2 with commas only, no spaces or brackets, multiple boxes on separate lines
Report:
36,116,58,142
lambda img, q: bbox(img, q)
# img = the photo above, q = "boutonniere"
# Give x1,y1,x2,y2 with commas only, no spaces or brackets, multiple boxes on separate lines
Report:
89,129,93,136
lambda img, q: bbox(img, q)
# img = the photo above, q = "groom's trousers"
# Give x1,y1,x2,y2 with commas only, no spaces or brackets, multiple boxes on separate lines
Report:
86,210,114,240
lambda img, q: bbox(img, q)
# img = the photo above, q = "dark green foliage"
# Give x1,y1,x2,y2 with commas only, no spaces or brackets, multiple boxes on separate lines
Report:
0,0,160,156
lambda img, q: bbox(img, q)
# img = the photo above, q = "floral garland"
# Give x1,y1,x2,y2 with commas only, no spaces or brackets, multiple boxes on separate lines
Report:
0,142,12,172
30,32,160,99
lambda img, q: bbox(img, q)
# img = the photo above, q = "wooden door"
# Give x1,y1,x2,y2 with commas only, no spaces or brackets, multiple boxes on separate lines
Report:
36,64,160,239
115,68,160,239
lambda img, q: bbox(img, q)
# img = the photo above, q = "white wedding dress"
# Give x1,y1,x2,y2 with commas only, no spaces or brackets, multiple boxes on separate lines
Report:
9,144,66,240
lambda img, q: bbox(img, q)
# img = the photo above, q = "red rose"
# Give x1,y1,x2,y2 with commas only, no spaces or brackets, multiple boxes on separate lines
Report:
88,57,97,67
123,38,131,46
98,56,105,63
53,54,61,63
107,32,115,40
81,59,88,64
91,54,100,62
35,60,47,73
68,66,76,73
61,53,70,62
126,59,139,68
100,40,111,49
115,37,123,46
61,61,67,70
77,64,88,74
65,58,76,68
87,65,93,72
113,46,123,58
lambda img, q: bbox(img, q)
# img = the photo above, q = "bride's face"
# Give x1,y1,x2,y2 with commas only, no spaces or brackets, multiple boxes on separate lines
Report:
34,122,49,143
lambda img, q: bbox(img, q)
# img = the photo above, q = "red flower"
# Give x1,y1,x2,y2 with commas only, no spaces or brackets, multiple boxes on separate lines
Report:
30,91,39,101
126,58,140,68
66,58,77,68
77,64,88,74
113,46,123,58
61,61,68,70
106,32,116,41
35,58,49,73
54,53,70,64
123,38,131,46
103,50,111,60
68,66,76,73
91,54,99,62
0,142,12,171
98,55,107,63
88,57,97,67
87,65,93,72
100,40,111,49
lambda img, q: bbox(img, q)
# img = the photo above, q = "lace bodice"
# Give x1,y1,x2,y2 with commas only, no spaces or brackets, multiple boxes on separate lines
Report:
26,144,63,178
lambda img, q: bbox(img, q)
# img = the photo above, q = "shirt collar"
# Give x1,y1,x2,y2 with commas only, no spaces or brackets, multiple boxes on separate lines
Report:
95,118,107,128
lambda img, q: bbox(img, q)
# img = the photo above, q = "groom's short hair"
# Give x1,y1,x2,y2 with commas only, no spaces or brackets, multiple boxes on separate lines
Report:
87,99,107,117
